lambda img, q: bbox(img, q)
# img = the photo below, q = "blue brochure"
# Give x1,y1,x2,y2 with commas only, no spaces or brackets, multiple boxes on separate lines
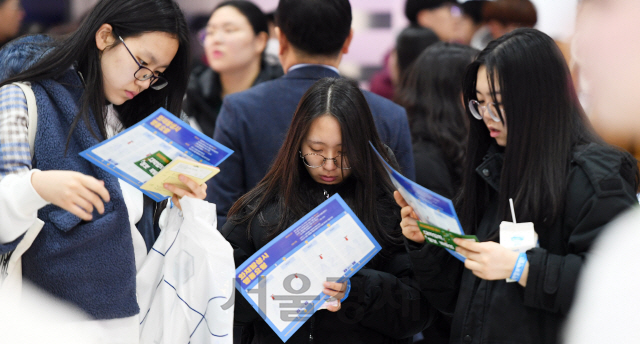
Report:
80,107,233,202
370,143,468,261
235,194,381,342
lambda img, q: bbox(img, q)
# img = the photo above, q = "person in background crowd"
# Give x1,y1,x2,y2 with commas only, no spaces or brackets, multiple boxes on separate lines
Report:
564,0,640,341
0,0,205,341
473,0,537,50
455,0,488,46
264,10,280,61
0,0,25,48
378,26,439,101
396,28,638,344
395,42,477,344
209,0,415,228
370,0,460,100
395,27,440,83
397,42,478,199
184,0,283,136
222,77,432,344
404,0,462,42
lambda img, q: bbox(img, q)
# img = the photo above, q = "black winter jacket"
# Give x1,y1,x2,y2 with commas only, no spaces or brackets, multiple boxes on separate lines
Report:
408,143,639,344
221,181,433,344
413,138,459,199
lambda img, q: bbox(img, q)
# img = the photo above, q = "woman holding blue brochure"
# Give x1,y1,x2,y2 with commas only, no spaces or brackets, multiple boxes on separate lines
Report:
0,0,206,340
396,28,639,344
222,77,432,343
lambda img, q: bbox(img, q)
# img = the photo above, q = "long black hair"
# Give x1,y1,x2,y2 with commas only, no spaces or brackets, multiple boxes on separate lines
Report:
228,77,403,262
394,26,440,81
397,42,478,191
0,0,190,142
459,28,600,234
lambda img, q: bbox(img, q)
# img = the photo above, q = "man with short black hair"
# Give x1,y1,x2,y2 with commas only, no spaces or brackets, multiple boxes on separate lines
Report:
209,0,415,227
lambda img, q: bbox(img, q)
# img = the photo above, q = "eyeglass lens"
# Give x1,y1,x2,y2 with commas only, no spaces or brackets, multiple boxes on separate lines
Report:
302,153,351,169
119,36,168,91
469,100,501,122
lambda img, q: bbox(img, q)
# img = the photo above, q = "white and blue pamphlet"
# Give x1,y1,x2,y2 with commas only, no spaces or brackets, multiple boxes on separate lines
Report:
80,107,233,202
235,194,381,342
371,143,468,261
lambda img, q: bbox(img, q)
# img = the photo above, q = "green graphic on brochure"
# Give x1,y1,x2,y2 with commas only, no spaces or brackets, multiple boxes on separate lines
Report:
134,151,172,177
418,221,479,250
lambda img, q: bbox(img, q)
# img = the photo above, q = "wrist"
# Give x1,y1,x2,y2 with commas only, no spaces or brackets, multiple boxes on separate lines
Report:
510,252,528,282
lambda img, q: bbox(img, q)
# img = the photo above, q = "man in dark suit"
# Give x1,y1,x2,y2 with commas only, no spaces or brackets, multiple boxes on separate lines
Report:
209,0,415,227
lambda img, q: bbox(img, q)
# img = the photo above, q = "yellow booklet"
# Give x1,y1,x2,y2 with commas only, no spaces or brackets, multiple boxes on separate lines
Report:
140,157,220,197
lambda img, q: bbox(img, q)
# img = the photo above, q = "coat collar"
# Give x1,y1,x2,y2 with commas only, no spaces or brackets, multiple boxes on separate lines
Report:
284,64,340,81
475,144,504,191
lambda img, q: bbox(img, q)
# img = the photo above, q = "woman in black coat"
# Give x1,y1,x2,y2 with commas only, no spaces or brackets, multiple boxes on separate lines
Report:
396,42,478,199
221,78,432,344
396,28,639,344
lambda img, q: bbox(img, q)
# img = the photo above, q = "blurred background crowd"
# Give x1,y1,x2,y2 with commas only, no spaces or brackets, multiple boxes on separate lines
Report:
6,0,636,162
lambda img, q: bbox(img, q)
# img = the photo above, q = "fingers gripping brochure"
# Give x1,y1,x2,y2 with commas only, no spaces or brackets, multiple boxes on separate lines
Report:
79,108,233,202
235,194,381,342
370,143,475,261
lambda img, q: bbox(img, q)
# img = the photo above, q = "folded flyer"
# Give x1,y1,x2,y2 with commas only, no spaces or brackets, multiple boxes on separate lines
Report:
235,194,381,342
80,107,233,202
370,143,469,261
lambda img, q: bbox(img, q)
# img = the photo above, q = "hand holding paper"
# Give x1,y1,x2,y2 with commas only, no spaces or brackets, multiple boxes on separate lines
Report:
393,191,424,244
163,173,208,211
79,108,232,202
319,281,348,312
141,157,219,197
372,143,468,261
454,239,521,281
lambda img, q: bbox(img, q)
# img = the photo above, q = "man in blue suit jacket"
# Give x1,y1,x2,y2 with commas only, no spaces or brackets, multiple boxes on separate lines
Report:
209,0,415,227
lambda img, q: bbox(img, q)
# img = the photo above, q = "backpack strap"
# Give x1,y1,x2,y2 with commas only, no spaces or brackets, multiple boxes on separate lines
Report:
11,82,37,157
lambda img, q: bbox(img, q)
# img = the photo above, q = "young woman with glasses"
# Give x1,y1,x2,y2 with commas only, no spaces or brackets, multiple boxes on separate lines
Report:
0,0,205,339
396,28,639,343
221,77,431,343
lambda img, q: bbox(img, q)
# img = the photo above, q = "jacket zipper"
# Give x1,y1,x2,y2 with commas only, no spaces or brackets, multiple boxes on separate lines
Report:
308,317,315,343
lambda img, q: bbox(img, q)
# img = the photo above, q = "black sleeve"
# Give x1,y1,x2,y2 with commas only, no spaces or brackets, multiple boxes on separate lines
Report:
343,249,436,339
219,219,261,326
523,165,638,315
406,239,464,315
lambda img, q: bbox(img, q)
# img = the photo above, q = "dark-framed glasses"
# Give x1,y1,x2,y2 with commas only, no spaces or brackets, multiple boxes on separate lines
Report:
299,151,351,170
469,99,502,122
118,36,168,91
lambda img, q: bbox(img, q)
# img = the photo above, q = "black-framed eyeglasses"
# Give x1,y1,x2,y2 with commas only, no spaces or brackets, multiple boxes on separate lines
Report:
469,99,502,122
118,36,168,91
299,151,351,170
